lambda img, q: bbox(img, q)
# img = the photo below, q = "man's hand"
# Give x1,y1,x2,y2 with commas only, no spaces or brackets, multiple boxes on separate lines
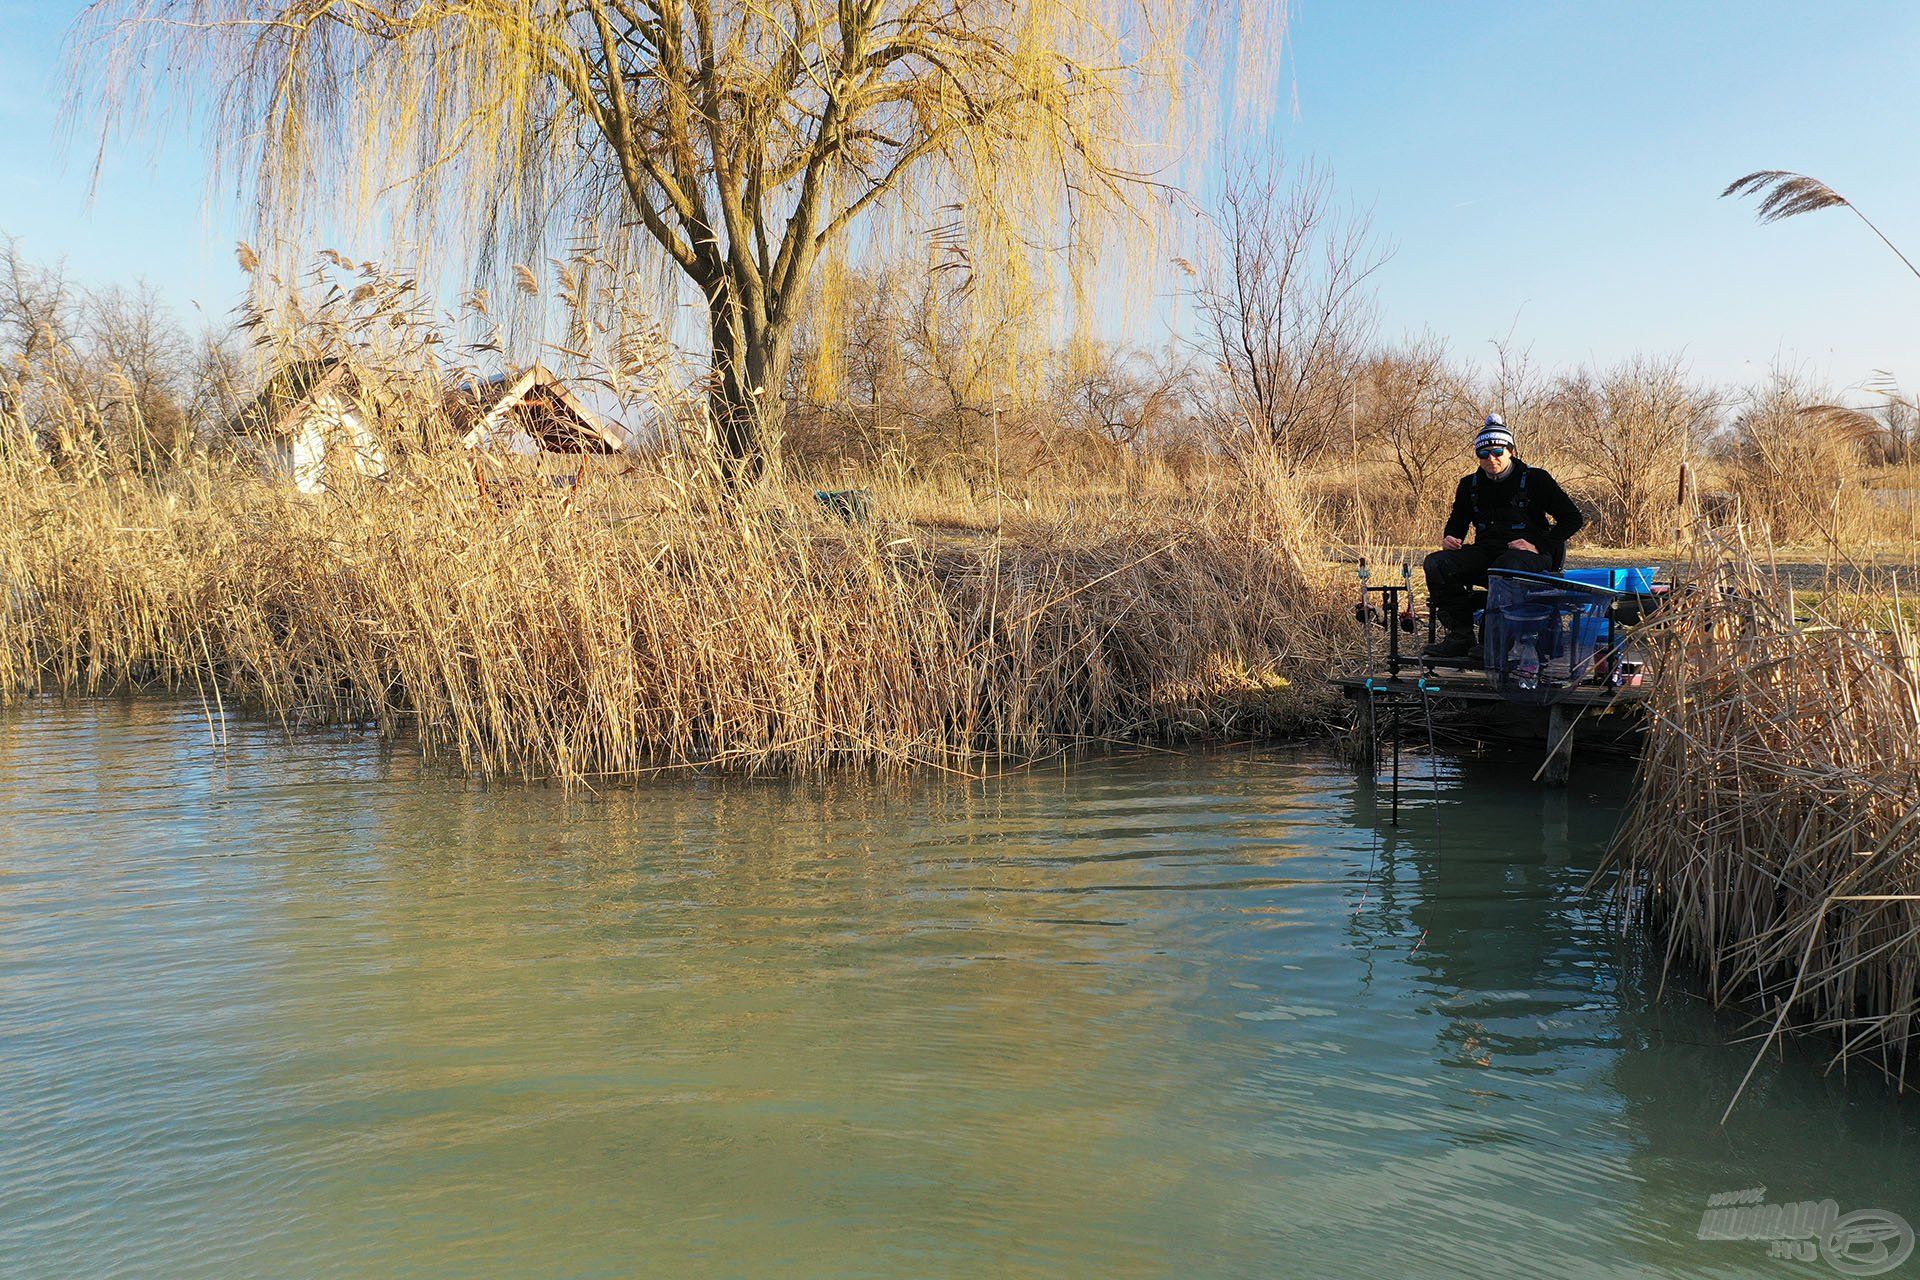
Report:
1508,538,1538,553
1442,535,1464,551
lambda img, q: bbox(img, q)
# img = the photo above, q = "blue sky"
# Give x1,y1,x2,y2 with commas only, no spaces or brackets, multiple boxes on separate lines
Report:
1276,0,1920,391
4,1,1918,393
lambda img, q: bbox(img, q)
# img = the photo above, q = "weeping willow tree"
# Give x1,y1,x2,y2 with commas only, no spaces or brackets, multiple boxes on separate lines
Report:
75,0,1280,470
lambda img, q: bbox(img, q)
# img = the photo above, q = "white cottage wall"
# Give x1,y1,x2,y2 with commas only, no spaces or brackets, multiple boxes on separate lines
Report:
268,395,387,493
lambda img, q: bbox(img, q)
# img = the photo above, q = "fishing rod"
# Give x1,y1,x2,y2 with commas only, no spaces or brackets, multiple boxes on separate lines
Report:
1356,556,1415,825
1357,555,1377,774
1409,557,1444,862
1356,555,1445,842
1353,554,1448,917
1391,559,1408,826
1355,556,1383,910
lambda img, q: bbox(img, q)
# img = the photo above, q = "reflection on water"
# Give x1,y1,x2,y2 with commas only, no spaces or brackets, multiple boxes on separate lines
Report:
1,701,1915,1279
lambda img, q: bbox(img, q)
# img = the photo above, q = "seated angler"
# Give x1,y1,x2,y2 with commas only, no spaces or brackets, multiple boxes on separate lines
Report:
1422,414,1586,660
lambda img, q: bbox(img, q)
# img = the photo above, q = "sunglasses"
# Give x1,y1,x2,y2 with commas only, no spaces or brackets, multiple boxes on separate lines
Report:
1476,446,1508,459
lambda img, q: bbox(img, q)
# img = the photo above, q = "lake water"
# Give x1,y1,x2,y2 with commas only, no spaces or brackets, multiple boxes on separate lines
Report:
2,701,1915,1279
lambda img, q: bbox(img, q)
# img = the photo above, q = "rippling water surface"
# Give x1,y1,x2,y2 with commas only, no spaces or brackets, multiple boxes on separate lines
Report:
2,701,1916,1279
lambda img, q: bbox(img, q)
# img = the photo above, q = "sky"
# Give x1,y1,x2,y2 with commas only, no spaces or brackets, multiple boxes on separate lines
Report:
3,1,1918,396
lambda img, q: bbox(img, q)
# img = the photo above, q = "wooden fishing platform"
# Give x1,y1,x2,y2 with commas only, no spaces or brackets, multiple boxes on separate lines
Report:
1336,665,1649,786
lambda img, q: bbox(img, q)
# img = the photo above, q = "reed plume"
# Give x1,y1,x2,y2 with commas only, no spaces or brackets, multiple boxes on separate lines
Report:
1723,169,1920,283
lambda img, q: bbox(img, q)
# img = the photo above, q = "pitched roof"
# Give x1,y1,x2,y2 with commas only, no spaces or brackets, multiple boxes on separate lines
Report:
225,358,356,437
446,363,628,453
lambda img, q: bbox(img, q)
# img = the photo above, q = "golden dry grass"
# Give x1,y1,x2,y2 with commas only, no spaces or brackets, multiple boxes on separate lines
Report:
0,442,1355,782
1604,529,1920,1097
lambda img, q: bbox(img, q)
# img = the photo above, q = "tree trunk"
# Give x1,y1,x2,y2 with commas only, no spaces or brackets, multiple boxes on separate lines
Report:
706,311,794,482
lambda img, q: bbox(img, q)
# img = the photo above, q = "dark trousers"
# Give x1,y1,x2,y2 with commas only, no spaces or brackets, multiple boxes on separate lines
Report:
1423,543,1552,633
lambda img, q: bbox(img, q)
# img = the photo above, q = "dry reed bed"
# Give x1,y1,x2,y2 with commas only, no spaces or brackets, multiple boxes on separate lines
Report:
0,453,1350,780
1606,535,1920,1090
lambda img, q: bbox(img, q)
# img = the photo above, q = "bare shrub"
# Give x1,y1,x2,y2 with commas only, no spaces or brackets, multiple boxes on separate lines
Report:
0,237,201,473
1879,396,1920,466
1717,369,1878,542
787,263,1202,498
1356,336,1471,527
1480,334,1551,447
80,280,195,470
1555,356,1717,546
1054,344,1192,453
1193,158,1384,472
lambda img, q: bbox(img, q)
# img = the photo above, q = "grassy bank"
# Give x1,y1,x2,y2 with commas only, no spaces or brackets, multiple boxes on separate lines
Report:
0,449,1354,781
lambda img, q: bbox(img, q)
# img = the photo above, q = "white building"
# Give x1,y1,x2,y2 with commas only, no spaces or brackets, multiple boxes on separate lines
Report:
446,364,629,456
227,359,387,494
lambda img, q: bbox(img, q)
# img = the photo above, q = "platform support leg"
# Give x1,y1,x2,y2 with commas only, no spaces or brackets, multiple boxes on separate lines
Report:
1543,703,1574,787
1347,690,1375,766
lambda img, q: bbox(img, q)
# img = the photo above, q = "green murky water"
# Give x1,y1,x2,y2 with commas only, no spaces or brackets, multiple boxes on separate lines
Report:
1,701,1915,1278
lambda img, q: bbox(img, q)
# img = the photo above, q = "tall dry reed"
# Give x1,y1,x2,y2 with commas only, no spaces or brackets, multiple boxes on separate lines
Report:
0,249,1357,780
1605,531,1920,1095
0,441,1351,780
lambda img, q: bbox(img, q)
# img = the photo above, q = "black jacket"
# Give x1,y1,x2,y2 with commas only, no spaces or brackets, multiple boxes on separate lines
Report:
1442,461,1585,554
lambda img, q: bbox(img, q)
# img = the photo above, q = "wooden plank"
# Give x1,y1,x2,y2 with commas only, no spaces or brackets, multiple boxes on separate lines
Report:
1331,671,1648,710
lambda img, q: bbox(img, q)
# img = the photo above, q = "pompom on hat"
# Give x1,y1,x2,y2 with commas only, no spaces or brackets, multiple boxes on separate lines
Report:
1474,413,1515,453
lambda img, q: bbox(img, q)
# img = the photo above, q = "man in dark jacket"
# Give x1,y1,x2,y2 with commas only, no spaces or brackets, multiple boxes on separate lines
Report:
1422,414,1586,659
